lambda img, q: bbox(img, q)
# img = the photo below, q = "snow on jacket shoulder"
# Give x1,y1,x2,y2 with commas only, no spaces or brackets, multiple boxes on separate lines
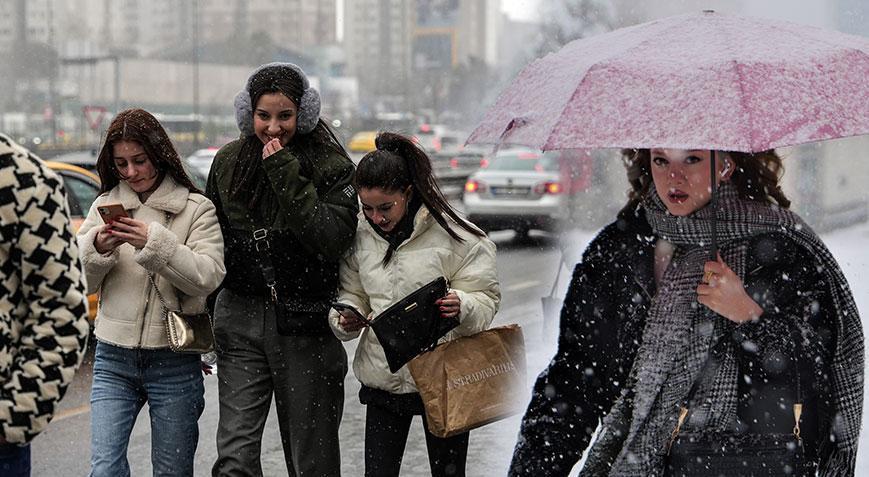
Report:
0,136,90,443
77,175,225,349
329,206,500,394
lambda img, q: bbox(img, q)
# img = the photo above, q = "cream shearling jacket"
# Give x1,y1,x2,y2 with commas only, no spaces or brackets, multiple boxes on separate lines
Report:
77,175,225,349
329,207,500,394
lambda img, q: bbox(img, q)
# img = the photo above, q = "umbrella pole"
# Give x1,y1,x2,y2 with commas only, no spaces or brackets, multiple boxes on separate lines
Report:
709,150,718,260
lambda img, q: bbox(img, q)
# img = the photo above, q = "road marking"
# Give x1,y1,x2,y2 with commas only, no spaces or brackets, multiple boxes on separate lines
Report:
53,404,91,422
504,280,541,292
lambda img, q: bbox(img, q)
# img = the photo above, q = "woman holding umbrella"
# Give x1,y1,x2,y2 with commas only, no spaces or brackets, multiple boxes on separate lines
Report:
569,147,860,476
467,11,867,477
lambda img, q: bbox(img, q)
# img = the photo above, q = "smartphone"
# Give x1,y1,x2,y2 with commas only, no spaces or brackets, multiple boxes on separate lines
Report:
331,302,368,324
97,203,128,224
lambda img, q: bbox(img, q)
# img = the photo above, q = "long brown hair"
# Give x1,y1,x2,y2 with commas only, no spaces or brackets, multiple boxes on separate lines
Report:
355,132,484,260
96,109,201,194
620,148,791,214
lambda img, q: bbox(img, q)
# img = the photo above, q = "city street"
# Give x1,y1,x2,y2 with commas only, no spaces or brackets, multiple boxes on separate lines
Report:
25,219,869,476
32,228,593,476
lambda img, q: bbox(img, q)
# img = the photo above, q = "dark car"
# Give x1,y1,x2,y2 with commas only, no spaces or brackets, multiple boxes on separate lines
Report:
431,144,490,200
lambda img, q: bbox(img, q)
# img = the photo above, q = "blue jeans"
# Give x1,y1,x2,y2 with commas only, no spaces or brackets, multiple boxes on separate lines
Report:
89,341,205,477
0,443,30,477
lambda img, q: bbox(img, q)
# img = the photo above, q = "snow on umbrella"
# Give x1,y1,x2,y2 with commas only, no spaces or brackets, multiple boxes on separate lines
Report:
467,10,869,153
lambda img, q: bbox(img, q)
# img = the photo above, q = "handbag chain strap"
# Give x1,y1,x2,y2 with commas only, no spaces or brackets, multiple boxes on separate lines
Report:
667,326,805,453
148,273,174,318
147,211,180,318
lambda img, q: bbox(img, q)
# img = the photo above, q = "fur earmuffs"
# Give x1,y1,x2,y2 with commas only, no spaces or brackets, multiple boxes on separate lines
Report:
234,62,321,136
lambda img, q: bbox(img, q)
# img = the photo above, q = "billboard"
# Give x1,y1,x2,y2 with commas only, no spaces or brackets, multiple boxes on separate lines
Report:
414,0,459,71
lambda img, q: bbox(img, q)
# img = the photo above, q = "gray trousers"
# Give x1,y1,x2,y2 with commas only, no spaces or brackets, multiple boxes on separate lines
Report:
211,288,347,477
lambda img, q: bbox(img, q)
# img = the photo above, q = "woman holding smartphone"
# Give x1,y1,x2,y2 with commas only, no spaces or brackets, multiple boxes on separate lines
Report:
329,132,501,477
77,108,225,476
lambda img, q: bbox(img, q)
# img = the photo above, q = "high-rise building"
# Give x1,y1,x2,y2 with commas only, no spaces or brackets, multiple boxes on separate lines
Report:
344,0,500,111
344,0,413,106
199,0,338,48
0,0,59,51
836,0,869,35
458,0,500,66
51,0,338,59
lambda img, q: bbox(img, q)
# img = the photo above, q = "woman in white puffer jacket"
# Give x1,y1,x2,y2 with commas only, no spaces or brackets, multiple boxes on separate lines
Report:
329,132,500,477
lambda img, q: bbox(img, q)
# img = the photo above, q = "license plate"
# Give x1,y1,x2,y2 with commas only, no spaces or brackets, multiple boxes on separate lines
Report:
491,186,530,196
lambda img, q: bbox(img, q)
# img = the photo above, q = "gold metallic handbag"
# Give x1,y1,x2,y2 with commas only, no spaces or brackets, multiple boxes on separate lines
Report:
149,274,215,353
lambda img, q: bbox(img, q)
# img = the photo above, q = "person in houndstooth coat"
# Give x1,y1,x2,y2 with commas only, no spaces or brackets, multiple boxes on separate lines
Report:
0,133,90,475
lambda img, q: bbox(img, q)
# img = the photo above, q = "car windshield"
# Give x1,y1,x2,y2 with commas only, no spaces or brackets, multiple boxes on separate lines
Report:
487,151,558,172
62,174,100,217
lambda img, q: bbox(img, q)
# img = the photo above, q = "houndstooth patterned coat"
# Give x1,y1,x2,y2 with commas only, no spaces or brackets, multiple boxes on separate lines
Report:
0,134,90,444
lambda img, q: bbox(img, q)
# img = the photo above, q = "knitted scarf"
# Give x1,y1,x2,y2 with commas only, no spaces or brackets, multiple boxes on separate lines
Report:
583,183,863,477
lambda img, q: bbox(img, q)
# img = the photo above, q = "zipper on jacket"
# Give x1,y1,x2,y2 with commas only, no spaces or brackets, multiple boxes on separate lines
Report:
137,272,155,347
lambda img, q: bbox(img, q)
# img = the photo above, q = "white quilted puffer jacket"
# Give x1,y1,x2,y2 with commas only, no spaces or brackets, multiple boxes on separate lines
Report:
329,206,500,394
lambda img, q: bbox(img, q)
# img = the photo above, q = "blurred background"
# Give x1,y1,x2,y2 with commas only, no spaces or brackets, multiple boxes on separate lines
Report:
2,0,868,234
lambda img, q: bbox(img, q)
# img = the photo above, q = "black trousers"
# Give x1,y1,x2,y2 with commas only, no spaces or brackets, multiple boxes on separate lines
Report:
212,289,347,477
364,399,469,477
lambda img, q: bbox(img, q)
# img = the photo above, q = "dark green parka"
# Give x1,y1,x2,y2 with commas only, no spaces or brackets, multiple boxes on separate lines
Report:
206,136,358,324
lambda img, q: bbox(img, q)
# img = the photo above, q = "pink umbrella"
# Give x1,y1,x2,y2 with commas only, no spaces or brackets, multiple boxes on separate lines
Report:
467,10,869,152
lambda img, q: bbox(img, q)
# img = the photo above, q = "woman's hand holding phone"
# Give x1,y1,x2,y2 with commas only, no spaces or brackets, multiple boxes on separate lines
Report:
94,224,124,254
107,217,150,249
333,303,368,332
94,203,129,253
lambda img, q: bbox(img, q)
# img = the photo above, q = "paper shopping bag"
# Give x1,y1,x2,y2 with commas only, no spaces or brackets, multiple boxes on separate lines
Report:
408,324,526,438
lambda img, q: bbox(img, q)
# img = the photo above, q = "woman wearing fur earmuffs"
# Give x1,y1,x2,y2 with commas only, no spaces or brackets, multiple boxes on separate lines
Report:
206,63,358,476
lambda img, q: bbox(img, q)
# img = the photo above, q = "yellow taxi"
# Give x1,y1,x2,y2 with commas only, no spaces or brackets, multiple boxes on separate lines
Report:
348,131,378,153
46,161,101,320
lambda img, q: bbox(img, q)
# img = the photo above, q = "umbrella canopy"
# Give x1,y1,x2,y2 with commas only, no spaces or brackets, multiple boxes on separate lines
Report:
467,10,869,152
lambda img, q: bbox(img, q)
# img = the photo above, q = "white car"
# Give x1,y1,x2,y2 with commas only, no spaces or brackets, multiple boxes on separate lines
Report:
184,147,219,189
463,148,583,236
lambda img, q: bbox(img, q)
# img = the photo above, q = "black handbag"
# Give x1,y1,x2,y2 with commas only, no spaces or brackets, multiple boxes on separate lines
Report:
665,334,814,477
358,276,458,373
252,228,331,336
